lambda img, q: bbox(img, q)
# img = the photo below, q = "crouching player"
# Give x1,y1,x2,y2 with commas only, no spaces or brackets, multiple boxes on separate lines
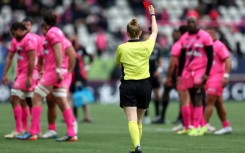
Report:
204,28,232,135
17,13,77,141
2,23,38,138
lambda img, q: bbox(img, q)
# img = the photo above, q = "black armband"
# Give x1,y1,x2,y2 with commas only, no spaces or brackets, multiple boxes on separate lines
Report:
204,45,213,75
178,48,186,76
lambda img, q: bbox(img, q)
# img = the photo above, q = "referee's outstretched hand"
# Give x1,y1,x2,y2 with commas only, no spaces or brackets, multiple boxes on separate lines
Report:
148,5,155,15
149,5,158,40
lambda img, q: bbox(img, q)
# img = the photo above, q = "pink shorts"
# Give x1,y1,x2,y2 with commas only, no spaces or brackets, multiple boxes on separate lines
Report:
39,70,67,87
178,68,206,90
13,71,39,91
205,75,223,96
54,73,72,90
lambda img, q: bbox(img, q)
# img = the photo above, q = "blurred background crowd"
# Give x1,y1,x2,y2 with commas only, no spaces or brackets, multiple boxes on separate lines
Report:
0,0,245,102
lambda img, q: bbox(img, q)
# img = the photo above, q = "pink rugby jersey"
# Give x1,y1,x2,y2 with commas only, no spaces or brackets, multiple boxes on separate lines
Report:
43,27,66,71
9,38,18,53
179,29,213,71
31,33,44,74
170,41,182,57
32,33,44,58
9,38,19,75
210,40,230,76
9,33,38,75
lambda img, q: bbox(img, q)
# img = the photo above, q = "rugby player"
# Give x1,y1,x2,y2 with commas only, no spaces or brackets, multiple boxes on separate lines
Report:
204,27,232,135
3,23,38,138
177,15,214,136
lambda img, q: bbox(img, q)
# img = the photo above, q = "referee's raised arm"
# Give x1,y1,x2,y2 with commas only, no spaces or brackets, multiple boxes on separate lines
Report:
149,5,158,41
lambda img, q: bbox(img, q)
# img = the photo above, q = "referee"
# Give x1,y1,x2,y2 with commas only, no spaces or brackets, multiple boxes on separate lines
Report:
115,5,157,153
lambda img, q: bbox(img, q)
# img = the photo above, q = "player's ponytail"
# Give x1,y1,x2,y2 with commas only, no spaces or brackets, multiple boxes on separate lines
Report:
127,19,141,39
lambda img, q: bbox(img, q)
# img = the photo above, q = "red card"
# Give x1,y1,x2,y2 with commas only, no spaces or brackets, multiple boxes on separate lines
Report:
143,1,150,9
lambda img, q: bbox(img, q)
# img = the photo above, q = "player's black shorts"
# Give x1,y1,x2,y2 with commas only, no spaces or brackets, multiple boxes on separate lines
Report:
149,75,160,89
119,78,152,109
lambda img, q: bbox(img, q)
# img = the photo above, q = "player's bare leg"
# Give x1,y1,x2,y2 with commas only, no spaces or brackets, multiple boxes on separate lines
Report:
202,94,218,133
54,88,77,142
204,94,217,123
82,104,92,123
214,96,232,135
42,94,58,138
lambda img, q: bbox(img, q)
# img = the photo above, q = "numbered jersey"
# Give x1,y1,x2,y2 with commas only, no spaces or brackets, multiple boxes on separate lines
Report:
179,29,213,71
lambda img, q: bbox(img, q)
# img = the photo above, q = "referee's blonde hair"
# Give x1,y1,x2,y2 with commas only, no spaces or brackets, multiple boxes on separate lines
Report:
127,19,141,38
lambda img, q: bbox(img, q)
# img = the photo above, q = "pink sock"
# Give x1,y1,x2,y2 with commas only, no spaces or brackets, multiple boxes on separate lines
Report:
22,107,29,132
48,124,56,131
222,121,230,128
13,106,22,133
62,109,75,136
193,106,203,128
30,106,42,135
181,105,191,130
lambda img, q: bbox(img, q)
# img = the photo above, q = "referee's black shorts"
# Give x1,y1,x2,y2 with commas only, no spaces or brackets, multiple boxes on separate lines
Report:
119,78,152,109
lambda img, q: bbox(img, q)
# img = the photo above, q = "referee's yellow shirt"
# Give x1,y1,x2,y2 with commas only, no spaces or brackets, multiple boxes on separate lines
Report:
116,38,156,80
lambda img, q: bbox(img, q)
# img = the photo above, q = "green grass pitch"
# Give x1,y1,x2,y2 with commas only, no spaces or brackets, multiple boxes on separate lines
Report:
0,101,244,153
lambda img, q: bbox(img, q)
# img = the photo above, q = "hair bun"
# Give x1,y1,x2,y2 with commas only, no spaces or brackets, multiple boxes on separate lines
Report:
127,18,141,38
131,19,137,26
